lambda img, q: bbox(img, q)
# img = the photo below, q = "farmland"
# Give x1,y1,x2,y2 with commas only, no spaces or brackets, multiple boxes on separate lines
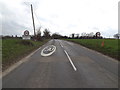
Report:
64,39,119,60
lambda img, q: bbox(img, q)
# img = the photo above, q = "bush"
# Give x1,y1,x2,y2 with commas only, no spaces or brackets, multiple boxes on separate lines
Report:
18,40,34,46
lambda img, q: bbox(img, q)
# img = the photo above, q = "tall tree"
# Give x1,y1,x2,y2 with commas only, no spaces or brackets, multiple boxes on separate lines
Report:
72,33,75,39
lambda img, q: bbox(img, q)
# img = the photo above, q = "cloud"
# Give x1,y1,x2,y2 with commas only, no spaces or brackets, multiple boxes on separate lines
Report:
2,20,26,35
92,27,99,30
1,0,34,36
101,28,118,38
1,0,119,37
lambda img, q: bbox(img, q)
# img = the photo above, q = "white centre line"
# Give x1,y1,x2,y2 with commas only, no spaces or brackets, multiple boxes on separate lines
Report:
64,50,77,71
60,44,63,47
59,41,63,48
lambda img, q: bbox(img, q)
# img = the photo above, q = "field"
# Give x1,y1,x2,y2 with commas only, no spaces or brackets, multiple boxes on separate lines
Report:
2,38,49,71
65,39,119,60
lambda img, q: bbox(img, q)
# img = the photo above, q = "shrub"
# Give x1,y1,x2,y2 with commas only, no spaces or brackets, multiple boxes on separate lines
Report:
18,40,34,46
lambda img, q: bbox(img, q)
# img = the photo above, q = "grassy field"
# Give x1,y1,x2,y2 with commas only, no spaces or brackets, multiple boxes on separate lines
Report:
64,39,119,60
2,38,49,71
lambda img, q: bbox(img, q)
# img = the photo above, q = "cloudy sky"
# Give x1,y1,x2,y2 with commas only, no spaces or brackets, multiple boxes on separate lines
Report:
0,0,119,37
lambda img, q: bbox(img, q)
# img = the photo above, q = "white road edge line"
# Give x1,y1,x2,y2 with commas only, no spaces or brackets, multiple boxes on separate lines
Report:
64,50,77,71
1,47,42,78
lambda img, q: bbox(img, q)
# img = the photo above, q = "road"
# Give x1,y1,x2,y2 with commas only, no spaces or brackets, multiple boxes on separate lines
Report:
2,39,118,88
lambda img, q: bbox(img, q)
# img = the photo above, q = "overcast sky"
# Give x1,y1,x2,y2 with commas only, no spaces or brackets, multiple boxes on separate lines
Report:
1,0,119,37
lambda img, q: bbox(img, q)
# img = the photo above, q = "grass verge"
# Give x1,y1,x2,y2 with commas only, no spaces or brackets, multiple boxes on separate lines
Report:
2,38,49,71
64,39,119,61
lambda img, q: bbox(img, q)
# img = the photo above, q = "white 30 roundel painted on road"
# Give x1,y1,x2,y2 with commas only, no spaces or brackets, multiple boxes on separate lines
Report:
41,45,56,56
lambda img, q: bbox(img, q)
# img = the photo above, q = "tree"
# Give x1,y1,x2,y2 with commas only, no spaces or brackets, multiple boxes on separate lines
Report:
36,27,41,41
75,34,79,39
15,35,17,38
62,36,68,39
72,33,75,39
52,33,62,39
114,33,120,39
43,29,51,39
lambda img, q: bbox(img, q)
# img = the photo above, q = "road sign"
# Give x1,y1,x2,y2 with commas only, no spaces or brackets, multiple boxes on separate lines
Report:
96,32,101,37
22,30,31,40
24,30,29,36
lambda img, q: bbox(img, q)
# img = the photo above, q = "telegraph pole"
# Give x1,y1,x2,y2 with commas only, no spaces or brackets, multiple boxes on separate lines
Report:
31,4,36,36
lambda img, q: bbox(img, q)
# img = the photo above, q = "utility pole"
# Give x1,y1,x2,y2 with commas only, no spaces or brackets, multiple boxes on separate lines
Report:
31,4,36,36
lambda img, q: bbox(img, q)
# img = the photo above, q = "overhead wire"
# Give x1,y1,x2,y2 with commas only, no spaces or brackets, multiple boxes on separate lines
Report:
24,2,47,31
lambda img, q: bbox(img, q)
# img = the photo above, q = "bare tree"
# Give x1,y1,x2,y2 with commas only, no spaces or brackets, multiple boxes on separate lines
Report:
36,27,41,41
43,29,51,39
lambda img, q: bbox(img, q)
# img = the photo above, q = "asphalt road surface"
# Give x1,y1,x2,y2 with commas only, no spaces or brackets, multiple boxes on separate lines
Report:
3,39,118,88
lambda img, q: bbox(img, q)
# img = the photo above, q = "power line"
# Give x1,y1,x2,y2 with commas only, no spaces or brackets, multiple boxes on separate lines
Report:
24,2,48,31
34,12,42,27
33,11,48,30
31,4,49,30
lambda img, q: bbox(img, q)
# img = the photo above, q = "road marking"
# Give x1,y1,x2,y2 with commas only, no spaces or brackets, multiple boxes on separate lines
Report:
59,41,63,48
64,50,77,71
1,47,42,78
65,40,118,63
60,44,63,47
41,45,56,57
